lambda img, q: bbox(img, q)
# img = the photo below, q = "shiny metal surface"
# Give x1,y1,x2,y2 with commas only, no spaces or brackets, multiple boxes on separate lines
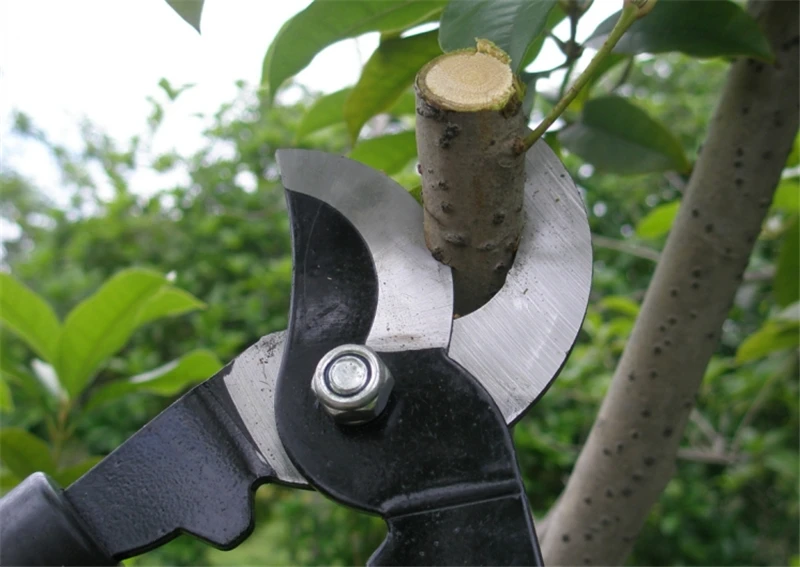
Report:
276,149,453,352
225,144,588,474
222,331,307,486
311,344,394,424
327,356,369,395
449,142,592,424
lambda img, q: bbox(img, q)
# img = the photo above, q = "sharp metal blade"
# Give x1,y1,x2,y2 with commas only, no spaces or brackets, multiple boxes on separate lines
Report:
222,331,306,486
276,149,453,353
449,142,593,424
228,150,456,486
230,145,588,471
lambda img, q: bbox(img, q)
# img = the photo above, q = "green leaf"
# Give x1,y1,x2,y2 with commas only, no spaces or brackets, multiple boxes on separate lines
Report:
0,429,56,477
55,269,167,398
736,320,799,364
392,166,422,191
787,133,800,168
777,301,800,323
518,3,566,70
600,296,640,318
775,217,799,307
86,349,222,411
349,131,418,175
344,30,441,141
388,90,418,117
136,286,205,327
439,0,558,71
519,71,541,117
0,273,61,362
157,78,195,102
764,451,799,479
559,96,690,175
773,177,799,213
636,201,681,239
0,378,12,412
408,184,423,204
262,0,444,98
0,471,21,494
164,0,204,33
0,355,43,402
588,0,774,62
53,457,104,487
296,88,418,143
295,88,353,142
543,131,562,159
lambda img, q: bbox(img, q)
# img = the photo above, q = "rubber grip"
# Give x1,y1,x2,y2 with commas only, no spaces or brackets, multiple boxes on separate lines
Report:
0,473,116,566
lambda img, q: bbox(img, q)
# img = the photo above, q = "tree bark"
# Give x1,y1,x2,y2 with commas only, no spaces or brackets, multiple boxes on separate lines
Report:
541,1,799,565
416,43,527,315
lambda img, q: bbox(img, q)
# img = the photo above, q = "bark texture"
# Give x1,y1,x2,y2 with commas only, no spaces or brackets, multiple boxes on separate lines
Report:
416,51,527,315
541,2,799,565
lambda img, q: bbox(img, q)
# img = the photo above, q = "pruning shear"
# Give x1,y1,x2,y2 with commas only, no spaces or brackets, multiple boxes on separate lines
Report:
0,144,591,566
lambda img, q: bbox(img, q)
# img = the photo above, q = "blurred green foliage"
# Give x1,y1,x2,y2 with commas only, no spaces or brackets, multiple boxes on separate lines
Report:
1,0,798,564
0,267,217,492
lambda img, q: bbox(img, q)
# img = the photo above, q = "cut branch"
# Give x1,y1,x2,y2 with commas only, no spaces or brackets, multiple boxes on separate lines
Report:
415,41,527,315
540,1,799,564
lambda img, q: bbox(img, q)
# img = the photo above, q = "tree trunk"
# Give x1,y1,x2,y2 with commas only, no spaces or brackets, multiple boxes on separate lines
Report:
541,1,799,565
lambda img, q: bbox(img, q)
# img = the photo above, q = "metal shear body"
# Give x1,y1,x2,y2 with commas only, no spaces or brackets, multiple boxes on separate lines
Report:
0,144,591,566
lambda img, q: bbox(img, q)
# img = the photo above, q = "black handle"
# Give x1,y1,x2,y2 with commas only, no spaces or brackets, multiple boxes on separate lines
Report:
0,473,116,566
371,490,544,566
2,372,275,564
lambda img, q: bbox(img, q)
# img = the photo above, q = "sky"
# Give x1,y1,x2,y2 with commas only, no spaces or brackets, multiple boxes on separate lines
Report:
0,0,614,210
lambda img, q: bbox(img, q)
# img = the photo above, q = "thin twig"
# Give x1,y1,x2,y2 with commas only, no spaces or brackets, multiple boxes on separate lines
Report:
592,234,661,262
677,448,740,465
689,408,725,448
593,233,774,284
522,4,640,150
663,171,687,193
743,267,776,282
568,4,579,44
730,355,796,453
548,31,567,53
610,56,635,93
558,1,581,100
559,61,577,100
524,60,572,82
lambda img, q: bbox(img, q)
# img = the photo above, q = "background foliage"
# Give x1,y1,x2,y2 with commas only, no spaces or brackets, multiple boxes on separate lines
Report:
1,1,797,565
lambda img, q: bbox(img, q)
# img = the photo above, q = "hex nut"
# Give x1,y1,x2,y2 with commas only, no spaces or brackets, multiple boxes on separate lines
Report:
311,344,394,424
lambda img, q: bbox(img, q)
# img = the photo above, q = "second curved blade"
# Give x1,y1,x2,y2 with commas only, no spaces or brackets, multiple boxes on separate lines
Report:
449,142,593,425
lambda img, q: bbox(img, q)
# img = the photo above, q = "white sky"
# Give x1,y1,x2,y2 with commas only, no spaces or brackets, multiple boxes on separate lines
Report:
0,0,613,209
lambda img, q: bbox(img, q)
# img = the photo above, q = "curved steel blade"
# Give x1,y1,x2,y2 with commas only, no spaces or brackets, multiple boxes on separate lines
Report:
222,330,306,486
224,150,455,487
224,144,588,483
276,149,453,352
449,142,592,425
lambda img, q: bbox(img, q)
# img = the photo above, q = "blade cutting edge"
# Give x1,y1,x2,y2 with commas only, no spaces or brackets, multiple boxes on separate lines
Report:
449,142,592,424
276,149,453,353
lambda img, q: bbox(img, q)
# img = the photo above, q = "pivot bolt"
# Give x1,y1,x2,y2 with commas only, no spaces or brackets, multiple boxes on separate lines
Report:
312,344,394,424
